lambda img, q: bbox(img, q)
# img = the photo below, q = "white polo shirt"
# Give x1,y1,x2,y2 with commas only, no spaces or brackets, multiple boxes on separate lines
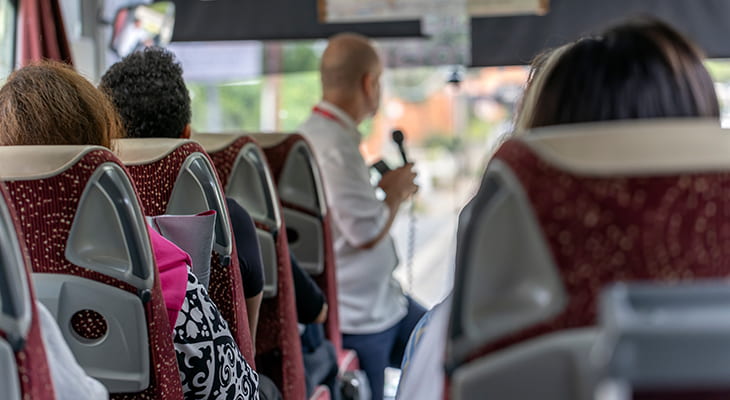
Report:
298,101,407,334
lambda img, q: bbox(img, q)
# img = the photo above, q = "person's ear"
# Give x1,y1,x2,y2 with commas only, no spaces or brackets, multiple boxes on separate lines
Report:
363,72,376,101
180,124,192,139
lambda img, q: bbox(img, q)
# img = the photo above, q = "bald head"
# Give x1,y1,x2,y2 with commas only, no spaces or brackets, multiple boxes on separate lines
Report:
321,33,381,93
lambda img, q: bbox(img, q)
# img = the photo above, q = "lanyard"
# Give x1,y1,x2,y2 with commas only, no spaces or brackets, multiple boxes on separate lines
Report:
313,106,348,128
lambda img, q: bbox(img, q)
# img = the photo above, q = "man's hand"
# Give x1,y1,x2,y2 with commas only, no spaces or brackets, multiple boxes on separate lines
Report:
358,163,418,250
378,163,419,203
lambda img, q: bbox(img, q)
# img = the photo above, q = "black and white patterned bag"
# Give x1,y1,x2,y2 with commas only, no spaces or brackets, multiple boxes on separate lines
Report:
174,270,259,400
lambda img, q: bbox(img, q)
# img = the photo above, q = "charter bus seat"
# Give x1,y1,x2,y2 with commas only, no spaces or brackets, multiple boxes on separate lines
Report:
597,282,730,399
114,138,255,363
249,133,362,376
193,133,309,400
0,183,55,399
0,146,182,399
194,134,283,300
447,119,730,399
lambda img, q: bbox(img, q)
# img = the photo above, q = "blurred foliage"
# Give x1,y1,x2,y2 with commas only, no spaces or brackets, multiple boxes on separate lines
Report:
219,82,262,131
279,71,321,131
188,84,207,131
281,42,320,74
465,116,495,140
188,81,261,132
359,118,374,139
424,133,462,152
705,60,730,122
190,43,326,132
706,60,730,82
388,67,444,102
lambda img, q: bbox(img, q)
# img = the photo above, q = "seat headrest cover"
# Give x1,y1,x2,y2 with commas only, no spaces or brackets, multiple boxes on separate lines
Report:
597,282,730,388
227,142,282,229
0,146,106,180
248,133,292,148
522,118,726,176
0,194,31,348
278,141,327,215
114,138,196,165
193,133,247,154
448,160,566,366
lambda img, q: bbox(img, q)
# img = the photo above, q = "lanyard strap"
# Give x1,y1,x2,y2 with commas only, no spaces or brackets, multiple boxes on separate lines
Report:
313,106,347,128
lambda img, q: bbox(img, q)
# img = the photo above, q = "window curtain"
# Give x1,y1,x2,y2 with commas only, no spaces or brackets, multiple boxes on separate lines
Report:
19,0,73,66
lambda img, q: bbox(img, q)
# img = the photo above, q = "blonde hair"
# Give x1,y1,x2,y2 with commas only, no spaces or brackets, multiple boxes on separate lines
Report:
513,44,571,133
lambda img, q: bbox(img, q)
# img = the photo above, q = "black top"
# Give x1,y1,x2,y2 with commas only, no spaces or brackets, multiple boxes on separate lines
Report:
226,198,265,298
290,254,326,324
226,197,326,323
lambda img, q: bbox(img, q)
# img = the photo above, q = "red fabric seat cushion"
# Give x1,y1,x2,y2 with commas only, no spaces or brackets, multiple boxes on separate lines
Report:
254,226,307,399
209,136,308,399
259,134,344,356
0,184,55,399
125,142,254,363
4,150,182,400
476,139,730,357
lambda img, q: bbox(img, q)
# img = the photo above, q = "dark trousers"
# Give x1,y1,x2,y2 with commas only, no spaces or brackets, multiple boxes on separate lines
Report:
258,374,283,400
342,297,427,400
302,324,340,400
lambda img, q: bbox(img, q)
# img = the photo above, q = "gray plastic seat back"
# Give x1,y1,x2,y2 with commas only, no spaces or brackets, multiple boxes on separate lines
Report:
0,195,31,400
448,159,567,368
277,141,326,275
596,283,730,392
451,329,597,400
0,338,21,400
226,142,280,298
36,162,155,393
65,164,155,291
167,152,233,265
227,142,281,230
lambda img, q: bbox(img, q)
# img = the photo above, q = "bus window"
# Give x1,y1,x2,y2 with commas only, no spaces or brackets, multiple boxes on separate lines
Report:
170,36,529,307
0,0,14,81
706,60,730,127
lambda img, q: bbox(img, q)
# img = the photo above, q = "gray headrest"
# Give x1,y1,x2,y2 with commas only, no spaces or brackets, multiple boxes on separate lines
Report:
0,196,31,351
448,160,566,368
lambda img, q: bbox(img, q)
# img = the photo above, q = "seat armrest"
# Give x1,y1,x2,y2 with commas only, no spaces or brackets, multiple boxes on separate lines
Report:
310,385,331,400
338,349,360,374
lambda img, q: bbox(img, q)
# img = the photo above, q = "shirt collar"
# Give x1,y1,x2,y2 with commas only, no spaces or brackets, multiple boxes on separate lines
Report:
316,101,361,142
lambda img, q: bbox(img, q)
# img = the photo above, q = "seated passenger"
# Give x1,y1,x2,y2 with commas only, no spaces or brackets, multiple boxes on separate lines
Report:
98,48,266,339
395,296,450,400
0,61,259,400
521,17,718,129
398,17,721,397
485,18,720,349
99,48,336,398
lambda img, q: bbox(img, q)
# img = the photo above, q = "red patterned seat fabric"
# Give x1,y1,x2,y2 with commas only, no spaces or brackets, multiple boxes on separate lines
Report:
207,135,307,400
4,149,182,400
256,134,348,365
205,136,258,188
0,183,56,400
122,141,255,363
479,138,730,356
255,224,308,399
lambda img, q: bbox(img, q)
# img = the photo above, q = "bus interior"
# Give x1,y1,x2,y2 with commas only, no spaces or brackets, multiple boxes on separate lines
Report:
4,0,730,399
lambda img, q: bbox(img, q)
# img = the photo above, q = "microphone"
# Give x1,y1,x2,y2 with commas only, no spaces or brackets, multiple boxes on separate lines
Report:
392,129,408,164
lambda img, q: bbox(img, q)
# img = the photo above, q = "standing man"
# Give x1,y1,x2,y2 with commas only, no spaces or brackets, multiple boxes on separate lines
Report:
298,33,425,400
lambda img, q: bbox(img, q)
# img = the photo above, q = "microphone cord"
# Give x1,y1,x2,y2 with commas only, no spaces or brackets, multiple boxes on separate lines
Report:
392,128,416,294
406,196,416,294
